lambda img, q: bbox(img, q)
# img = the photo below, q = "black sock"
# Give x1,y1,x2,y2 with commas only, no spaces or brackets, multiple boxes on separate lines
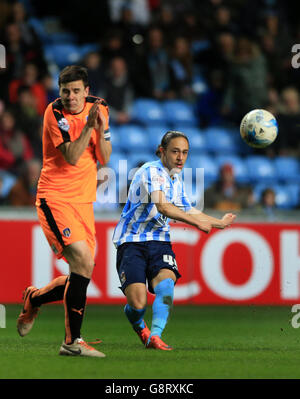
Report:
30,276,68,307
64,272,90,344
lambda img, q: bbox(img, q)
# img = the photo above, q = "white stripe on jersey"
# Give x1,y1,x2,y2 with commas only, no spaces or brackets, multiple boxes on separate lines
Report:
112,159,192,247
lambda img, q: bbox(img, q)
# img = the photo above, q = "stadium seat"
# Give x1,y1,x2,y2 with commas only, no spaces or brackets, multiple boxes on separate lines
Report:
0,170,17,199
174,127,206,155
106,151,127,175
274,184,300,209
127,152,153,176
131,99,166,125
117,125,150,152
146,126,169,151
203,127,239,154
162,100,198,127
43,44,82,68
186,154,218,185
109,126,121,152
215,155,249,184
273,156,300,183
245,155,277,184
28,17,77,45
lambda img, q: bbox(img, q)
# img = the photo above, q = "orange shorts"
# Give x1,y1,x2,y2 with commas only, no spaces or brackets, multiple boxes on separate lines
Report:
36,198,96,259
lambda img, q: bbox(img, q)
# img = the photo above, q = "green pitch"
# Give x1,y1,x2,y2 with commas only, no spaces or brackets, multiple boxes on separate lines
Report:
1,304,299,379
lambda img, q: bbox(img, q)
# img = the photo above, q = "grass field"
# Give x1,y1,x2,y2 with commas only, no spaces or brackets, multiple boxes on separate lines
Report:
1,304,300,379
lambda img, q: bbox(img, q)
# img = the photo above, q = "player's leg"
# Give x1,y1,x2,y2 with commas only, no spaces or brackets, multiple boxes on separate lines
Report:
17,276,68,337
62,240,94,344
124,283,150,344
146,269,176,350
59,240,105,357
145,241,180,350
117,243,150,345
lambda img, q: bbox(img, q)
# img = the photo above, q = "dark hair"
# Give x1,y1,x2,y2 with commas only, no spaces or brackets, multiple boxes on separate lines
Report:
156,130,189,157
58,65,89,87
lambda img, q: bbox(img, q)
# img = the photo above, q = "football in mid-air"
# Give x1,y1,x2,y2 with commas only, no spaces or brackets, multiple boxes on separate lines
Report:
240,109,278,148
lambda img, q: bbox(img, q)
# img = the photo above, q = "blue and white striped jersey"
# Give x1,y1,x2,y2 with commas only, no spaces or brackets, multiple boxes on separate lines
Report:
112,159,192,247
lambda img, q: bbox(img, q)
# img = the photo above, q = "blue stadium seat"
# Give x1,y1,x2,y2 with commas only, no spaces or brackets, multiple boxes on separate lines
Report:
28,17,77,45
127,152,153,175
43,43,82,68
162,100,198,127
203,127,239,154
0,170,17,198
146,126,169,151
106,151,127,175
274,184,300,209
245,155,277,184
109,126,121,152
215,155,249,184
131,99,166,125
274,156,300,183
117,125,150,152
174,127,206,155
186,154,218,185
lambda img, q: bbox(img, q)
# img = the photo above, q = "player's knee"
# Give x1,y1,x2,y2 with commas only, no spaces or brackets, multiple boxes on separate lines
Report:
127,295,147,310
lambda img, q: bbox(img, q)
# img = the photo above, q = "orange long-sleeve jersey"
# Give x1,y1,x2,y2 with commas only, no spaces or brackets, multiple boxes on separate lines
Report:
37,96,110,203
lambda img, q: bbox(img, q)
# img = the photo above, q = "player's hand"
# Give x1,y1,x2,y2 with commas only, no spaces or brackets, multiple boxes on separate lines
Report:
87,100,100,128
221,213,236,228
95,106,106,134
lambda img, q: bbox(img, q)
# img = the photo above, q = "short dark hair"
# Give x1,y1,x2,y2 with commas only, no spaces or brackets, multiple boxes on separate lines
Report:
58,65,89,87
156,130,189,157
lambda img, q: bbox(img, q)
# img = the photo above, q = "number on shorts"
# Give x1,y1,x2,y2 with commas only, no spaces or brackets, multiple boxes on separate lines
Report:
163,254,178,269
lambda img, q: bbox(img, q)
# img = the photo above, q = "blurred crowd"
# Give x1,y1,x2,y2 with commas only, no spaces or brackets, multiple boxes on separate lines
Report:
0,0,299,214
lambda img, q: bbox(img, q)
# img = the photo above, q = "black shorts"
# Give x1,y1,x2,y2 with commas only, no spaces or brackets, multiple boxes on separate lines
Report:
116,241,181,294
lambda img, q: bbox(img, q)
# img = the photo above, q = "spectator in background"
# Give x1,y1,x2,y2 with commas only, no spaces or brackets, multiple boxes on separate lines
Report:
82,52,105,97
276,86,300,156
144,26,174,100
212,5,239,36
255,187,277,221
222,36,268,123
111,4,145,56
41,73,59,103
100,56,134,125
8,158,41,206
9,62,47,116
10,1,43,48
0,108,33,173
169,36,196,102
11,85,42,160
101,28,132,71
204,163,253,211
3,22,47,82
155,5,177,46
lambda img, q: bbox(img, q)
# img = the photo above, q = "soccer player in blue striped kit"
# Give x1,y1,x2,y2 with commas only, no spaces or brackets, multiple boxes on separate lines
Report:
113,131,236,350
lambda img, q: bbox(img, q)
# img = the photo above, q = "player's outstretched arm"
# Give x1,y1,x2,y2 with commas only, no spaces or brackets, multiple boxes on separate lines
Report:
187,208,236,229
152,191,213,233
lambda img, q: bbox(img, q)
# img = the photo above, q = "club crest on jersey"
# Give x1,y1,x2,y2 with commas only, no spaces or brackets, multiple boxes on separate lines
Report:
58,117,70,132
63,227,71,237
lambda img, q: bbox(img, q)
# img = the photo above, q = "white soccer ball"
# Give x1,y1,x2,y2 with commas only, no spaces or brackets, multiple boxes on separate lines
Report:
240,109,278,148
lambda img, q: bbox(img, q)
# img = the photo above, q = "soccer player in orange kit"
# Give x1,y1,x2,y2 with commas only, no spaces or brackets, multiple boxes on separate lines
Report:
17,65,112,357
